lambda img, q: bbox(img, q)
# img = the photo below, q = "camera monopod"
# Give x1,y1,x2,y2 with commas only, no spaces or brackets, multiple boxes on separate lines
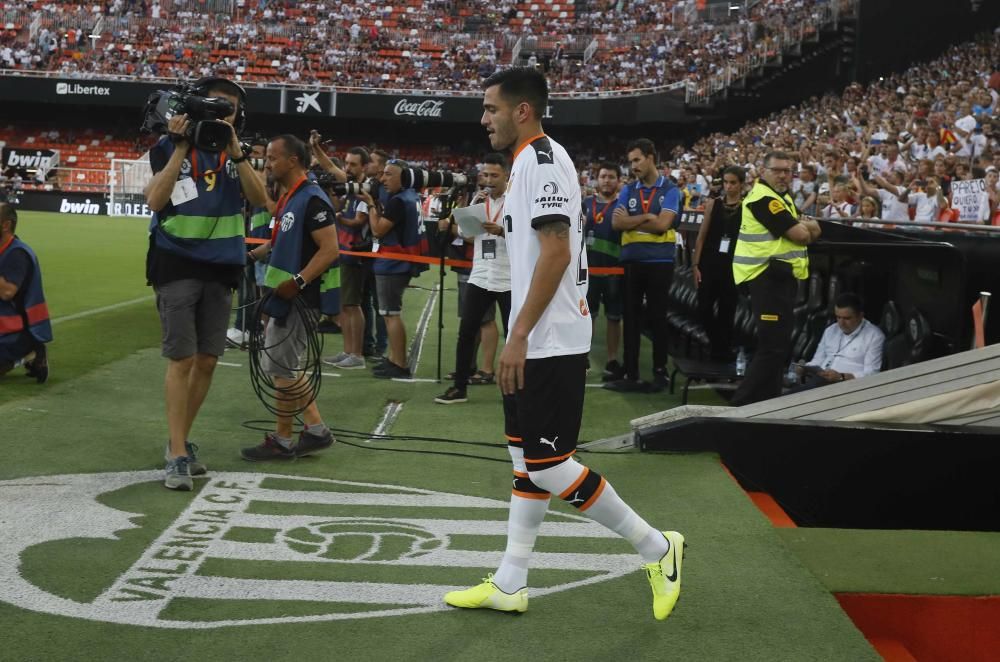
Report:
434,192,463,383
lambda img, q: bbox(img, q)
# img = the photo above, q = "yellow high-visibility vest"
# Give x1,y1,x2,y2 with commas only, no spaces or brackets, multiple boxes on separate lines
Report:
732,181,809,284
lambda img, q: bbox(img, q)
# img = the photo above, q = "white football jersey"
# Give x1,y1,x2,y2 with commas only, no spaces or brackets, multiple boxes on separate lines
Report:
502,134,591,359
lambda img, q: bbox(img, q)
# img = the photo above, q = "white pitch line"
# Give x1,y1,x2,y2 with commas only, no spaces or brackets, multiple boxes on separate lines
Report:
218,361,243,368
50,295,154,325
321,372,343,378
367,401,403,443
391,377,436,383
407,282,438,375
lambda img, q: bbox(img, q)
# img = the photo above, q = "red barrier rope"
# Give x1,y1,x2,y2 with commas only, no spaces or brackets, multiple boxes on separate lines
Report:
245,237,626,274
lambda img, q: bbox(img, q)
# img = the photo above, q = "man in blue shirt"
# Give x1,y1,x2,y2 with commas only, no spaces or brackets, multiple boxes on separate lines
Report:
607,139,681,392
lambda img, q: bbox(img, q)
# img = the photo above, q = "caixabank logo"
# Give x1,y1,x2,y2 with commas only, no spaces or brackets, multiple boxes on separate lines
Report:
1,472,635,628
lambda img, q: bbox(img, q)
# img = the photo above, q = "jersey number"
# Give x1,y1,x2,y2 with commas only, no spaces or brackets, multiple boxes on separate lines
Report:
204,172,217,192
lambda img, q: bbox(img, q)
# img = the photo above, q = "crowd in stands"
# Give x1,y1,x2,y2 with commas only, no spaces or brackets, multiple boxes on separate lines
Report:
572,32,1000,225
0,0,846,93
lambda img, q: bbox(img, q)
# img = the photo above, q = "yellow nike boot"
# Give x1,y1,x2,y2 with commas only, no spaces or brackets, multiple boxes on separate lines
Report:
444,574,528,613
643,530,685,621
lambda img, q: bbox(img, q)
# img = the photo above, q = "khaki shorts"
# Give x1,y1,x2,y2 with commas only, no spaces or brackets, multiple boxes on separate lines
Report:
260,303,318,379
155,279,233,360
340,261,369,307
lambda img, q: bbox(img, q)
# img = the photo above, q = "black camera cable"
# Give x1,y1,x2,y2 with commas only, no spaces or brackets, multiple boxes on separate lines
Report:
246,290,325,418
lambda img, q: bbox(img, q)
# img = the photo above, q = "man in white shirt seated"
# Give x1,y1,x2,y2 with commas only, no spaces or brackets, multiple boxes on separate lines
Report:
791,293,885,390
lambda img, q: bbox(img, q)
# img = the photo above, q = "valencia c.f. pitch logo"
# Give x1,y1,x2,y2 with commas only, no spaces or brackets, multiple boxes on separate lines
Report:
0,472,636,628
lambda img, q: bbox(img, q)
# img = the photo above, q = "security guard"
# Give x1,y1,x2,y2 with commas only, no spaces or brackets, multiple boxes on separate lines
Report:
730,151,821,406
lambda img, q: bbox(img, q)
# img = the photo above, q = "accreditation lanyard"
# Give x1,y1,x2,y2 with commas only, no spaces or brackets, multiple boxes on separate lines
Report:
188,147,227,181
0,235,13,257
592,197,614,224
638,184,660,215
484,194,504,227
824,320,867,369
270,175,309,246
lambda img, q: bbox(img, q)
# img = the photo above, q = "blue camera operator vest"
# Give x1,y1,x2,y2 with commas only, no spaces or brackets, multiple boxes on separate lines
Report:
375,188,427,276
264,178,341,319
149,136,246,266
0,237,52,348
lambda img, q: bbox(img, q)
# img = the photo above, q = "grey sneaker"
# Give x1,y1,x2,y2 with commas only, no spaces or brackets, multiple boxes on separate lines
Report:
333,354,365,369
164,441,207,476
164,455,193,491
322,352,349,366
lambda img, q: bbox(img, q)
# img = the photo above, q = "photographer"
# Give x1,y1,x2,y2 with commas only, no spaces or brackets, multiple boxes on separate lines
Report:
357,159,425,379
318,142,372,370
0,203,51,383
143,76,267,491
362,148,389,359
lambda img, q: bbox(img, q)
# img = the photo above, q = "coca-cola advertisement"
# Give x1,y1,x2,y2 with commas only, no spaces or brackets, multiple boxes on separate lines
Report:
393,98,446,119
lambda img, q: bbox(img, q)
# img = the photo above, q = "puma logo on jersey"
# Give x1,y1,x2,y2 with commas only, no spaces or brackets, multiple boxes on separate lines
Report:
537,150,552,160
539,436,559,452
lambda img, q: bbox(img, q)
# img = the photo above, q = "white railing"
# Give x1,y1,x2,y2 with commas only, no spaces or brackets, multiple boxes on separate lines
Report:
685,0,856,105
510,36,523,65
583,38,598,65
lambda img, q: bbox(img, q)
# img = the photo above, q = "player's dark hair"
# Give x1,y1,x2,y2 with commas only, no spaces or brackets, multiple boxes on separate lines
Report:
273,134,309,168
348,146,370,165
482,152,509,171
834,292,863,314
483,67,549,120
597,161,621,177
371,149,390,167
626,138,657,161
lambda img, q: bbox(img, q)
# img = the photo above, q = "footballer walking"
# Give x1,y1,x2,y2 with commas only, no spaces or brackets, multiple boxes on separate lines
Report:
444,67,686,621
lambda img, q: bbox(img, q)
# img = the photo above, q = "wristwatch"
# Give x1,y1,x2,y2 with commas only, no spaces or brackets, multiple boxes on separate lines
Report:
293,274,307,290
230,153,248,164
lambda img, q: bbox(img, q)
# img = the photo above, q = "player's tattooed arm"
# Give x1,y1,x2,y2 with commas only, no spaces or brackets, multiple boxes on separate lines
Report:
536,220,570,240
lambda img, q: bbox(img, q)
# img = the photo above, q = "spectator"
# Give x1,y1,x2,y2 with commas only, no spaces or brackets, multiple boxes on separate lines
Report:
907,177,947,223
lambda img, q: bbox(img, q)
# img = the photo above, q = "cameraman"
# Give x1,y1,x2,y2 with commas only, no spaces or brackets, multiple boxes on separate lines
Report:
144,77,267,491
357,159,424,379
316,142,372,370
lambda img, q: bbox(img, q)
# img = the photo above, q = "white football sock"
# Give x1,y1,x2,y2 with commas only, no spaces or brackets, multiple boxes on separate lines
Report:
530,458,668,564
492,445,550,594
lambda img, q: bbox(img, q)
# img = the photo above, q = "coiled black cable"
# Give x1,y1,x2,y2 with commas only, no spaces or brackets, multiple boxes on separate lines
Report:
246,291,325,418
